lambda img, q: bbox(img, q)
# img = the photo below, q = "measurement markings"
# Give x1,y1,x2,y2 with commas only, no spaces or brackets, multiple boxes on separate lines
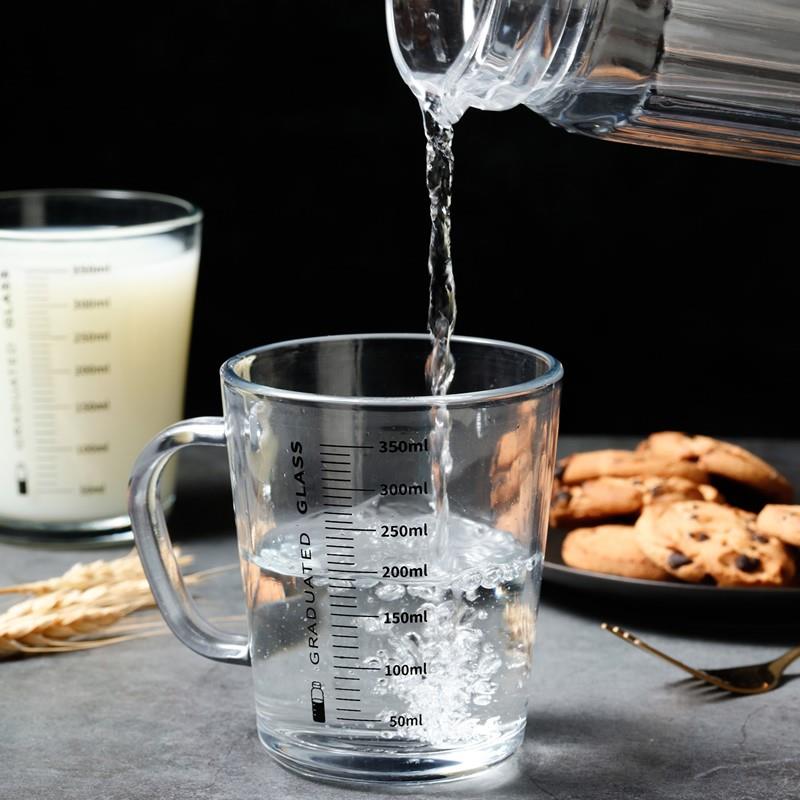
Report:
322,478,351,483
324,503,352,508
332,644,359,649
334,666,379,672
332,634,358,639
329,602,358,608
329,570,377,575
326,527,374,532
334,687,361,692
334,656,360,661
331,612,379,617
319,443,373,449
325,535,354,541
325,511,353,516
321,469,350,474
331,624,358,629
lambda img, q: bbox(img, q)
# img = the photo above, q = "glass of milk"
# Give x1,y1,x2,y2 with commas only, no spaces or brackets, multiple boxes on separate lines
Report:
0,189,201,544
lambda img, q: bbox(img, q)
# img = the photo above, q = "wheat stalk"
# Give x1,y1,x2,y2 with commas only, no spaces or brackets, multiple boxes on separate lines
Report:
0,547,192,595
0,549,235,659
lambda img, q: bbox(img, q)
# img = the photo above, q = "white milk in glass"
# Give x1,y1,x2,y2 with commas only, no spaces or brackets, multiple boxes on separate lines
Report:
0,233,198,526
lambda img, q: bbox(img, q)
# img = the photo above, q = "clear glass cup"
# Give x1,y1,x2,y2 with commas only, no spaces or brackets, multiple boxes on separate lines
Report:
129,334,562,783
0,189,201,544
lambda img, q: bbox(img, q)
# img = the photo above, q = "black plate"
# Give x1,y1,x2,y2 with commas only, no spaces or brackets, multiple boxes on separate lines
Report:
544,526,800,608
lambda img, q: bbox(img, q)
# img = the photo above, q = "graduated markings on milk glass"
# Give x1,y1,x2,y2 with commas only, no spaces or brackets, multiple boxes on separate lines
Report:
0,236,197,520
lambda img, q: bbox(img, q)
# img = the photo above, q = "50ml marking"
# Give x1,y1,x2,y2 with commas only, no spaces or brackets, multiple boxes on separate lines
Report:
384,610,428,624
379,439,429,453
389,714,423,728
382,564,429,579
380,482,428,496
381,523,428,538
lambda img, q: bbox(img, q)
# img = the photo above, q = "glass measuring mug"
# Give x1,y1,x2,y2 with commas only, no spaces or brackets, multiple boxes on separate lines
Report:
0,190,200,544
130,334,562,782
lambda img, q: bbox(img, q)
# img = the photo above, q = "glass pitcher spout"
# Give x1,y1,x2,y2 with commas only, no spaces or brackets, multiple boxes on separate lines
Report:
387,0,800,163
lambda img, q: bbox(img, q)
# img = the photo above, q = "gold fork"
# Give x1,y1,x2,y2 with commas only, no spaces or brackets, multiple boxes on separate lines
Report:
601,623,800,694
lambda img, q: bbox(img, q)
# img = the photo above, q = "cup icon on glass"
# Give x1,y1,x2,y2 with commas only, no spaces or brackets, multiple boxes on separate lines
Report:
0,189,201,544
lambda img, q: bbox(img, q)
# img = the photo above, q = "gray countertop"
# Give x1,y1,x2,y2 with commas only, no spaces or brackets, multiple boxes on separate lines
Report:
2,437,799,800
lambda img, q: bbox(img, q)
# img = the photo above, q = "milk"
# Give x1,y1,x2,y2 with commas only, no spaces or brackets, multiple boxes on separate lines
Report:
0,233,198,525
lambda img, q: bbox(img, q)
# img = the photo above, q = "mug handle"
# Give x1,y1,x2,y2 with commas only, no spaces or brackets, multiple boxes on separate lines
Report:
129,416,250,666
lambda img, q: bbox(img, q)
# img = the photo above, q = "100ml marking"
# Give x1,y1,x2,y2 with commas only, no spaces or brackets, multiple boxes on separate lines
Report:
385,662,428,676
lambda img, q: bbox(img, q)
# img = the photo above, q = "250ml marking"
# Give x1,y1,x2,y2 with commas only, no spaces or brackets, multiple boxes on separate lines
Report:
381,523,428,538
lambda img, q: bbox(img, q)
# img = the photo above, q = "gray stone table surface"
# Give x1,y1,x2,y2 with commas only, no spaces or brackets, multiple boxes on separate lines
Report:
2,436,799,800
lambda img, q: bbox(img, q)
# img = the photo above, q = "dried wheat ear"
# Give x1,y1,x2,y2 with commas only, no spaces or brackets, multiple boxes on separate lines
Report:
0,548,230,657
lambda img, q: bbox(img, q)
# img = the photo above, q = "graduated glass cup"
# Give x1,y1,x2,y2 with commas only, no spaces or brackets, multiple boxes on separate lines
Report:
129,334,562,783
0,189,200,543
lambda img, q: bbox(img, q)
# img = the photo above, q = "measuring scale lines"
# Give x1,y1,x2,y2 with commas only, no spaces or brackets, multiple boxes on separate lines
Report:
0,234,198,526
321,444,383,724
246,434,537,751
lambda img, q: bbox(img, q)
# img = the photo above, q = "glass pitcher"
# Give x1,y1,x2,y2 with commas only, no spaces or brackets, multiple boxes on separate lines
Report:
387,0,800,163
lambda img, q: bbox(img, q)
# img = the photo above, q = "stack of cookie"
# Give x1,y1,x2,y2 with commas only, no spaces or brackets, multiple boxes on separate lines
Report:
554,432,799,587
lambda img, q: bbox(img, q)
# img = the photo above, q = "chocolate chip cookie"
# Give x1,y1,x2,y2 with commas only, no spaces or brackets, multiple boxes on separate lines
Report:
634,501,796,586
550,475,712,527
561,525,669,580
756,505,800,547
637,432,793,505
556,449,709,485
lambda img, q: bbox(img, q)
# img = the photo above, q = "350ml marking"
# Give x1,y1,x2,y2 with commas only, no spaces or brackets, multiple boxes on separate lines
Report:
379,438,429,453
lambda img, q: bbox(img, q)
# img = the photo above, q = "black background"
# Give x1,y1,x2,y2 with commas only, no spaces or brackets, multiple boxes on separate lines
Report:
1,1,797,436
